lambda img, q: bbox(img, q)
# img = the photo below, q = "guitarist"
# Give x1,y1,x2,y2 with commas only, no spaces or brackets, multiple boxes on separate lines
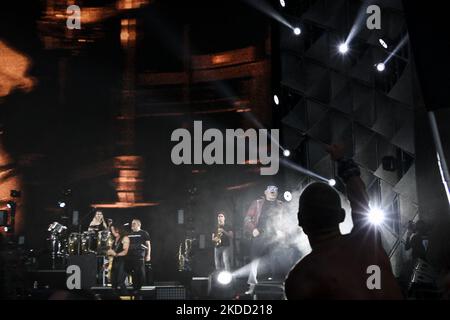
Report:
212,212,233,271
107,224,130,296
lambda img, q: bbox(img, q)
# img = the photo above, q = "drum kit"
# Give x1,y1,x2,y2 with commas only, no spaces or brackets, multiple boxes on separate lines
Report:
47,221,114,268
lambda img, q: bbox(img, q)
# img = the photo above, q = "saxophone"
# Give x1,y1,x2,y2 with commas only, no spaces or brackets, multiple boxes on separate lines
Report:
213,225,223,247
178,238,194,271
178,242,185,271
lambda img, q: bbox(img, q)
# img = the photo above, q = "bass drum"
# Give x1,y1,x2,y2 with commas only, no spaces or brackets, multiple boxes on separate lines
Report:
81,231,97,254
97,230,113,256
68,233,81,255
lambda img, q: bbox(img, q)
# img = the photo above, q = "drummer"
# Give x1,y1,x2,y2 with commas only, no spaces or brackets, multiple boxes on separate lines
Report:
88,210,108,232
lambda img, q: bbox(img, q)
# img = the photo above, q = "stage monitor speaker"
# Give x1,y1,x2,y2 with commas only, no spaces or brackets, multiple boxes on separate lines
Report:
254,281,286,300
156,286,186,300
67,254,97,289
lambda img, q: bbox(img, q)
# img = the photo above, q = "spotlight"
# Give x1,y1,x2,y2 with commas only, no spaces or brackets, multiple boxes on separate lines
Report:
279,0,286,7
293,27,301,36
209,270,234,299
376,63,385,72
6,201,15,209
368,208,385,226
328,179,336,187
283,191,292,202
338,43,349,54
217,271,233,285
58,201,66,208
283,149,291,157
273,94,280,106
379,38,388,49
4,227,8,232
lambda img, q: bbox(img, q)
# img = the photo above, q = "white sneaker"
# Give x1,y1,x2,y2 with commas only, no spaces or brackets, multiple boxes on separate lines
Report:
245,284,256,295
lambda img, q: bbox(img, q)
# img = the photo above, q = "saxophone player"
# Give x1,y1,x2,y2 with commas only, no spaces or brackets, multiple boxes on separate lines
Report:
212,212,233,271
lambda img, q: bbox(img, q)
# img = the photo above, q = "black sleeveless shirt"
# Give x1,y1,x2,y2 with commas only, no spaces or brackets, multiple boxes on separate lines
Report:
113,237,125,260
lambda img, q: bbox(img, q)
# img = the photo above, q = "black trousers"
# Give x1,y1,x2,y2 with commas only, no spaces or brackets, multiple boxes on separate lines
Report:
126,256,146,290
111,258,127,294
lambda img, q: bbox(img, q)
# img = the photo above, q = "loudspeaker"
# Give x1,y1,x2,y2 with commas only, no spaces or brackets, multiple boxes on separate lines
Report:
254,281,286,300
178,209,184,224
156,286,186,300
67,254,97,289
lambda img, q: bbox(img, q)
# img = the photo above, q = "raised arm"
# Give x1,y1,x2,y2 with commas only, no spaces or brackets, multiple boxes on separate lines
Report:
326,144,370,233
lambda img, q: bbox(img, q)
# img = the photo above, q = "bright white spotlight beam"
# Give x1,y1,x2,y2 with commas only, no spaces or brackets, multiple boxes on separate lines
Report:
345,0,373,45
376,63,385,72
283,149,291,157
242,0,294,29
379,38,388,49
293,27,301,36
284,191,292,202
339,43,349,54
280,158,330,183
368,208,384,226
383,35,409,65
328,179,336,187
217,271,232,285
273,94,280,105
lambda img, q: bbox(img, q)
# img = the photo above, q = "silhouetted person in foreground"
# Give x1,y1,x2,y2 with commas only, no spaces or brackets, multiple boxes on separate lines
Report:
285,144,403,299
